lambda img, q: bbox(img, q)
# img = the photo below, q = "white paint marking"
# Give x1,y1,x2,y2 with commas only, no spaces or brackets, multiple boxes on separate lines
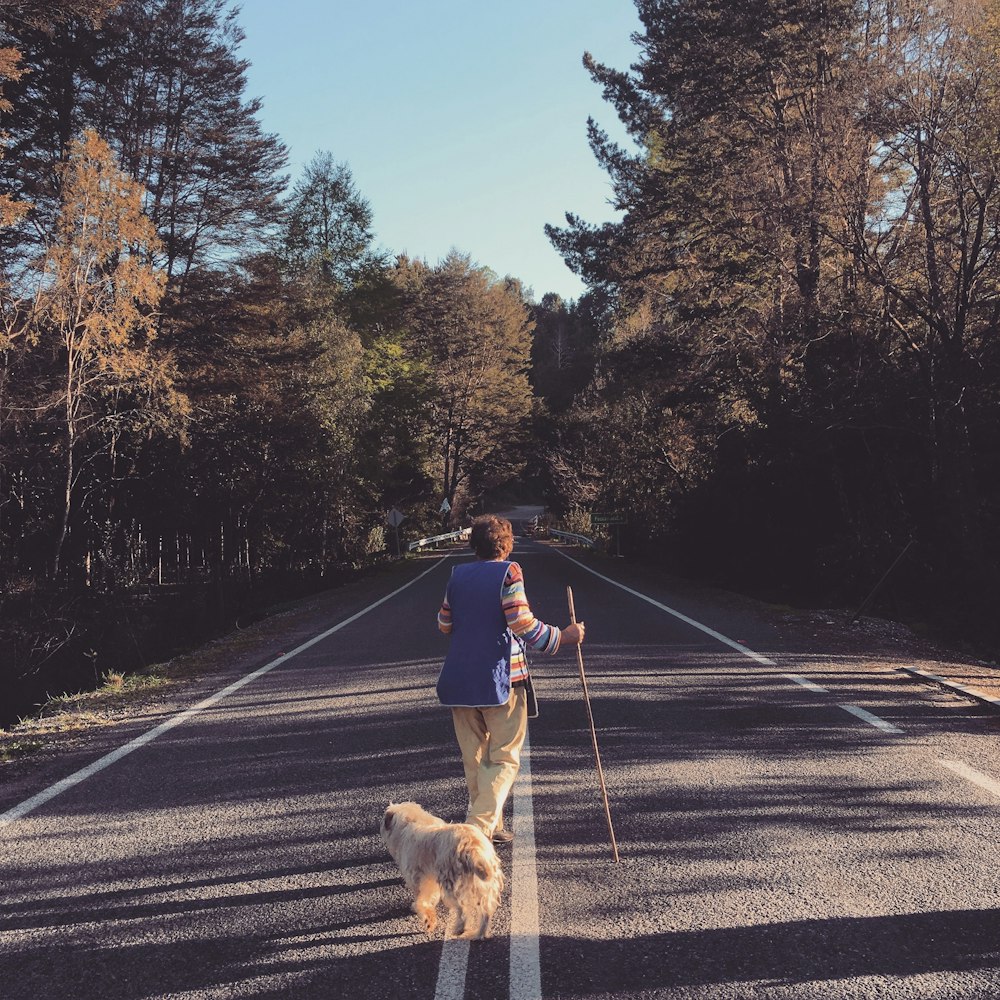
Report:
0,558,450,829
432,937,470,1000
784,673,829,694
509,729,542,1000
551,549,911,740
900,666,1000,709
939,759,1000,799
550,548,776,665
786,674,905,734
837,704,904,734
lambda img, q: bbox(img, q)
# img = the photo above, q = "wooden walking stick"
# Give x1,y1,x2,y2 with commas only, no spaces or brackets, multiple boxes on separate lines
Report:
567,585,620,863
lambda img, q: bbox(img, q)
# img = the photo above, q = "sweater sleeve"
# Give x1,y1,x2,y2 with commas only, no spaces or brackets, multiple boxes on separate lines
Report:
503,562,561,654
437,589,452,634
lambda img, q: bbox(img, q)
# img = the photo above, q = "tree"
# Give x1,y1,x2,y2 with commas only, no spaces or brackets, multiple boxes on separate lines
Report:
839,0,1000,574
0,0,288,317
396,253,535,517
529,292,603,413
0,2,117,29
281,151,382,288
547,0,1000,622
31,129,183,578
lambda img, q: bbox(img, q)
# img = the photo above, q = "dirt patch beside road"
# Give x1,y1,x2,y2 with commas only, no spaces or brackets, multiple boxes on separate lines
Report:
768,604,1000,708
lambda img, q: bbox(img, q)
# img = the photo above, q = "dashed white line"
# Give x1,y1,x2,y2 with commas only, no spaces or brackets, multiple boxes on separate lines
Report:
0,557,450,829
786,672,904,734
784,673,829,693
837,704,904,734
939,759,1000,799
550,548,776,666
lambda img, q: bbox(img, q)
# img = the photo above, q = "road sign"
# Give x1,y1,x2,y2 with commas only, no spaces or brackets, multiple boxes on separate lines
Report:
386,507,405,528
592,512,626,525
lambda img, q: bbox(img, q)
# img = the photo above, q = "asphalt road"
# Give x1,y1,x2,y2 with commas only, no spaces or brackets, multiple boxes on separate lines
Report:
2,540,1000,999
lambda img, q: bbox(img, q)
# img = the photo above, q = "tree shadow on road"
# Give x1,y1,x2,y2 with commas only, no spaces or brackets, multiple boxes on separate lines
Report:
536,907,1000,995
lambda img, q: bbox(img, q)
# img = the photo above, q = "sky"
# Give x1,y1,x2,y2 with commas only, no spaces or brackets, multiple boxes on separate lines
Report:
233,1,643,302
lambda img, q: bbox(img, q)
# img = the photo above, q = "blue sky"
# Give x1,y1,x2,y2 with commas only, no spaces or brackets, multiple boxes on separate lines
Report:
233,1,643,302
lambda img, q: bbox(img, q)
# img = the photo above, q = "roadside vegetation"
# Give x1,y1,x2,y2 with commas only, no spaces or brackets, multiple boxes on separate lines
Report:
3,0,1000,730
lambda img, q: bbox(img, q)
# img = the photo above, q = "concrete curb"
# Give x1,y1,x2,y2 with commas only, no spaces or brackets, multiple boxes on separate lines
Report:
898,666,1000,712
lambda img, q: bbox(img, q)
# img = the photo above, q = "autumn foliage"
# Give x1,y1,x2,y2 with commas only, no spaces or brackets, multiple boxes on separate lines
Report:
4,0,1000,725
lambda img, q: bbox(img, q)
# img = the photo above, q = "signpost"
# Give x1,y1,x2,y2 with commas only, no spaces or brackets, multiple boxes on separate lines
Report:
591,512,626,525
386,507,405,557
591,512,626,556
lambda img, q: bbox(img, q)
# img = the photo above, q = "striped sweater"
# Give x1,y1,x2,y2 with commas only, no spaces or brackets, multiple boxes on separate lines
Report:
437,560,560,683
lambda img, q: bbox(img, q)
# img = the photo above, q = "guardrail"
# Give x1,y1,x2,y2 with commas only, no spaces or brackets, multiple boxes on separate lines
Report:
548,528,595,548
407,527,471,552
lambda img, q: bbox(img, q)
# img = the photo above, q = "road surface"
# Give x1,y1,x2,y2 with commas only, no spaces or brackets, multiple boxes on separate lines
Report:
2,540,999,999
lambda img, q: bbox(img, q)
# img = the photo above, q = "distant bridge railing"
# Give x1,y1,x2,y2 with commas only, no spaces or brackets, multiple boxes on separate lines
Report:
407,528,471,552
548,528,595,548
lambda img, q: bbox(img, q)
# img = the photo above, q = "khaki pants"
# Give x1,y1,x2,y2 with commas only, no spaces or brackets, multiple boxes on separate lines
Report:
451,686,528,835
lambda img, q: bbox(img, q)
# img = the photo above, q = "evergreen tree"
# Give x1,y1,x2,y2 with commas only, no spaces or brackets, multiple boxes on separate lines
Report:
281,151,383,289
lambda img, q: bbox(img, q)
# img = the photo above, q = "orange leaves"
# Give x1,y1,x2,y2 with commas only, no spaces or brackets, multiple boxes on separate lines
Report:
39,129,166,375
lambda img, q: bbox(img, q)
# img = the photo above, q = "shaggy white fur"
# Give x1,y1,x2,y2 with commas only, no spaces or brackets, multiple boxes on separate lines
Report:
380,801,505,940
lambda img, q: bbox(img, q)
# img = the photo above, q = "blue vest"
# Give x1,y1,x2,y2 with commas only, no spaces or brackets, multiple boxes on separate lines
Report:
436,560,513,707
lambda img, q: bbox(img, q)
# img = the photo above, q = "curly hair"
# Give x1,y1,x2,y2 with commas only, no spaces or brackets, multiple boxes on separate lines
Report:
469,514,514,560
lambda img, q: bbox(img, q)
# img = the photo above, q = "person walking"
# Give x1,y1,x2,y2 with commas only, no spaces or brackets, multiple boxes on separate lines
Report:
436,514,585,844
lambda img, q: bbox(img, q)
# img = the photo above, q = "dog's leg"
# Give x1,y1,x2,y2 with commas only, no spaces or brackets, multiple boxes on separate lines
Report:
449,884,492,940
414,876,441,934
461,901,491,940
443,891,466,938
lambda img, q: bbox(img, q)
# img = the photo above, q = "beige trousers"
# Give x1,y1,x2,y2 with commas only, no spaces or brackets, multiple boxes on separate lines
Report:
451,686,528,835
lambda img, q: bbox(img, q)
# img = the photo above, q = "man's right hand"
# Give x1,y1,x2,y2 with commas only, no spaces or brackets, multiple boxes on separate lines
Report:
562,621,586,646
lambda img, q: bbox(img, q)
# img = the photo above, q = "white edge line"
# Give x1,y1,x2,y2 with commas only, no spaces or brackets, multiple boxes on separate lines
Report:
509,728,542,1000
783,673,829,694
549,547,776,666
786,673,905,735
899,666,1000,710
938,759,1000,799
550,549,910,737
837,704,904,734
0,557,450,829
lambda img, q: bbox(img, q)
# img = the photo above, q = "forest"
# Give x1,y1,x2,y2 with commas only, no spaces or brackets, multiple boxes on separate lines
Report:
2,0,1000,724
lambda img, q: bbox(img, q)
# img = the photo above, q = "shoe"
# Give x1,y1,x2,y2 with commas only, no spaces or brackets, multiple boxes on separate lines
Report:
491,829,514,845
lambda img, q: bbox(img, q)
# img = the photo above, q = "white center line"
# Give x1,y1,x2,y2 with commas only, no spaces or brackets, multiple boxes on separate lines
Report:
0,557,450,829
509,729,542,1000
433,938,470,1000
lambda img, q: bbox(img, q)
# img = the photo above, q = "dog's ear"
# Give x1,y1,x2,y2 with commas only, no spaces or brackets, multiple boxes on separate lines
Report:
383,809,394,831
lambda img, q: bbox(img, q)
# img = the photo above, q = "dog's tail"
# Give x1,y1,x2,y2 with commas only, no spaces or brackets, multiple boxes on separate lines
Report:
454,828,501,881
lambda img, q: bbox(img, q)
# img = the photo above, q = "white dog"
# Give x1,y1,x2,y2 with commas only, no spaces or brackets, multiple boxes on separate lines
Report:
380,801,504,939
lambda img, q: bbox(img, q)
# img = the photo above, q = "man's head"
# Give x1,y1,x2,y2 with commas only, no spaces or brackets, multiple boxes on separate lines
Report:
469,514,514,560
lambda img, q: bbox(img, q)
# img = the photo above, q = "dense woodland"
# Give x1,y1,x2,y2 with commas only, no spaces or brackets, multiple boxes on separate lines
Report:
2,0,1000,722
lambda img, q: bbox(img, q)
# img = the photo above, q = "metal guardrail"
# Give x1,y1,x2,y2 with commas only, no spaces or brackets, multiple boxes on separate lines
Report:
548,528,595,548
408,525,594,552
407,527,471,552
